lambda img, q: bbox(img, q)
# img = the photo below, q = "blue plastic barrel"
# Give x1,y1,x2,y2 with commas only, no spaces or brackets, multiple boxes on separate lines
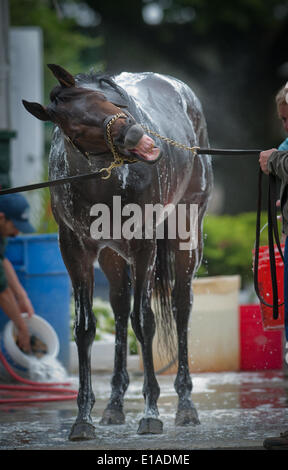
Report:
0,234,71,368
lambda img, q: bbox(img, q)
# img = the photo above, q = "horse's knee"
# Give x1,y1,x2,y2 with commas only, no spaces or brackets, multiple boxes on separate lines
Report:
110,285,131,317
130,311,143,343
74,309,96,347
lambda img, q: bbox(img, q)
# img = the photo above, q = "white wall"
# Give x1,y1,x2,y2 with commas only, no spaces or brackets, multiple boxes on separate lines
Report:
0,0,10,130
9,27,44,224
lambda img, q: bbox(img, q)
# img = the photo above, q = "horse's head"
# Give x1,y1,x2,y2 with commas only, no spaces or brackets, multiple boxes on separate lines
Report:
22,64,162,164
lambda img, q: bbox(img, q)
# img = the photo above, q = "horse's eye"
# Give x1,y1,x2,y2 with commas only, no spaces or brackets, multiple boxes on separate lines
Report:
50,94,59,105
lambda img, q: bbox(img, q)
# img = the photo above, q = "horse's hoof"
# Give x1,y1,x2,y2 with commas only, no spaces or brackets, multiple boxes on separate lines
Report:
137,417,163,434
69,421,96,441
100,408,125,425
175,408,200,426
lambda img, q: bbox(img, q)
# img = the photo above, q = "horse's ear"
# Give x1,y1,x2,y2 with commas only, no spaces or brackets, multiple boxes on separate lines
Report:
22,100,51,121
47,64,75,88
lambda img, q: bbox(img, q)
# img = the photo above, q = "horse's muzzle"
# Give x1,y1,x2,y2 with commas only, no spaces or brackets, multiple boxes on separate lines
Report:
104,114,163,165
127,146,163,164
122,124,163,164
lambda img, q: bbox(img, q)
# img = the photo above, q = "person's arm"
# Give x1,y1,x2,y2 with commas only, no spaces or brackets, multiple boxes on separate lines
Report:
259,148,278,174
0,286,31,352
260,149,288,179
3,258,34,317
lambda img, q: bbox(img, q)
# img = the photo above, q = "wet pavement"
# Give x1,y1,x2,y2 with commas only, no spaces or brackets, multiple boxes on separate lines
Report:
1,370,288,452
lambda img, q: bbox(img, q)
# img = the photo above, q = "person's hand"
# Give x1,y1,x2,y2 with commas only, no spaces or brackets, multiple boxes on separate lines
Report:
16,320,31,354
259,149,277,174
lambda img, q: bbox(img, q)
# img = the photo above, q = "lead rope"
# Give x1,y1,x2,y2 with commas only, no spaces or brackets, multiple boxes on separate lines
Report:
102,117,201,180
141,125,200,155
254,169,284,318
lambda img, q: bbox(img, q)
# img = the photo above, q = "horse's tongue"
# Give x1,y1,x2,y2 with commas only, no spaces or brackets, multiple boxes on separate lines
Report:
131,146,161,161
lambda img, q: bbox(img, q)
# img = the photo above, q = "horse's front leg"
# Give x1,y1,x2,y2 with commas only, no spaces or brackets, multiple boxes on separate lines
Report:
98,248,131,425
59,225,97,441
130,242,163,435
70,281,97,440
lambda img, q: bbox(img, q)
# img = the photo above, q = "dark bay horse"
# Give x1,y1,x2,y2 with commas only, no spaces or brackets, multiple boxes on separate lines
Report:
23,65,213,441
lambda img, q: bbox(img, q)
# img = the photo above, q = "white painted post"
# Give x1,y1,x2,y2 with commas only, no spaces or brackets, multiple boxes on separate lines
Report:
9,27,44,223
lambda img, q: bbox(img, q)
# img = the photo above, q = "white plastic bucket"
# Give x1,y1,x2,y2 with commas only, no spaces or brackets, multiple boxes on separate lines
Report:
0,314,59,377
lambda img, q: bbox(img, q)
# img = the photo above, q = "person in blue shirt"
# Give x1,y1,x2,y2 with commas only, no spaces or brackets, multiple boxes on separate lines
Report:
259,82,288,449
275,83,288,151
0,194,35,353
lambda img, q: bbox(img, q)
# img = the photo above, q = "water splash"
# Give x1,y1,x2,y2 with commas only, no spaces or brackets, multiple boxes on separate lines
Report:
27,355,67,382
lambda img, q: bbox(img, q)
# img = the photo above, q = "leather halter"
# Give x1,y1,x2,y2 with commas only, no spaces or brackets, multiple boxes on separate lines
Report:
63,112,138,178
63,112,127,160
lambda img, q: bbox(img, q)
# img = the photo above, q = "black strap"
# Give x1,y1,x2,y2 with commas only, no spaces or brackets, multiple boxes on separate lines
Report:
254,169,284,318
0,170,105,195
269,173,284,261
0,148,262,196
196,148,262,156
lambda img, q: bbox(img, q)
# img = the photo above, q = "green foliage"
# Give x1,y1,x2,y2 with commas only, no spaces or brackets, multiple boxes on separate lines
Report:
85,0,286,34
10,0,104,101
198,211,277,286
174,0,284,33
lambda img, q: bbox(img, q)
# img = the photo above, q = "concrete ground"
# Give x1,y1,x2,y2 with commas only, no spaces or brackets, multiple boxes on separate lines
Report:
0,368,288,453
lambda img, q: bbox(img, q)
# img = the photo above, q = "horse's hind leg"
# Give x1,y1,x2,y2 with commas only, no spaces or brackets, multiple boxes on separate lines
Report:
58,225,97,441
172,210,205,426
131,242,163,435
172,245,200,426
98,248,131,425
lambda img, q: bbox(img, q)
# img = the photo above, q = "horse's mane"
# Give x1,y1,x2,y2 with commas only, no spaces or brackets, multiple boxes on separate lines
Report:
48,69,129,108
75,71,128,107
75,70,113,86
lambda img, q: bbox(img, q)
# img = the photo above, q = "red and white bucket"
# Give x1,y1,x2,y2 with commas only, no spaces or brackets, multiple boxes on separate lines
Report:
254,244,285,330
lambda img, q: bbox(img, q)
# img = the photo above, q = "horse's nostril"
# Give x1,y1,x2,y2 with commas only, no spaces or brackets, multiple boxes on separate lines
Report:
124,124,144,149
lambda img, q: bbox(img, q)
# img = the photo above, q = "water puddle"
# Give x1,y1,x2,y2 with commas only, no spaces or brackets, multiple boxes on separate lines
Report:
0,371,288,450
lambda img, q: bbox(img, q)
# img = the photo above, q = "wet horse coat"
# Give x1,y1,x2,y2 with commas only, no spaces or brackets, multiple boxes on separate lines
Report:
23,65,213,440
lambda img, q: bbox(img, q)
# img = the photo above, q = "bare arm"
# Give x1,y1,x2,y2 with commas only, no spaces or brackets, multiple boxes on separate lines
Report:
0,286,31,352
3,258,34,317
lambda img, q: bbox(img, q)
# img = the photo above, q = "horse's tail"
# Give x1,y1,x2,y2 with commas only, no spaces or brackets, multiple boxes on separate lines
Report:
153,235,176,362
